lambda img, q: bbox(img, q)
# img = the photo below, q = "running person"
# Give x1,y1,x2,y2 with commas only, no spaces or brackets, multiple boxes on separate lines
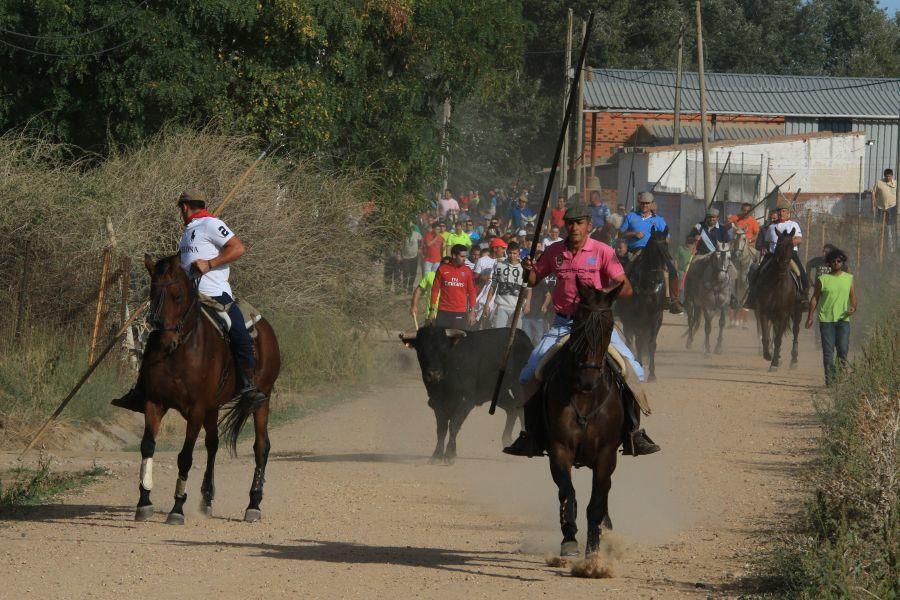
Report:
112,190,267,412
484,241,530,328
504,202,660,458
430,244,477,329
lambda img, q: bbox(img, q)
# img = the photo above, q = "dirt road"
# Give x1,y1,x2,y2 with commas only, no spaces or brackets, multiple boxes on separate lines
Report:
1,319,822,598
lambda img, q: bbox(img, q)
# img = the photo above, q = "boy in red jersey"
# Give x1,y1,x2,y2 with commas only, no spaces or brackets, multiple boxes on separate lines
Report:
430,244,477,329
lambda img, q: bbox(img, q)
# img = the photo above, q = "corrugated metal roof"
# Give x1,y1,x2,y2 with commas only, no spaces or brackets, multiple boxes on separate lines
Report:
641,122,783,143
585,69,900,118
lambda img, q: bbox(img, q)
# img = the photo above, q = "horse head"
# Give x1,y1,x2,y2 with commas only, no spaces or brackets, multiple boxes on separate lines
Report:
774,228,796,263
144,253,198,354
713,242,732,282
570,280,623,393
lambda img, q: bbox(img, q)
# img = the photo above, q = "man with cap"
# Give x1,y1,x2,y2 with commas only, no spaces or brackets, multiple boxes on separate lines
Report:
503,201,661,458
693,207,732,257
112,190,267,412
586,177,610,229
744,197,809,309
474,237,507,321
727,202,760,244
507,194,536,233
619,191,684,314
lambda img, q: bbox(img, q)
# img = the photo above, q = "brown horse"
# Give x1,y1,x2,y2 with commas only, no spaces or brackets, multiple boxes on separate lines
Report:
755,229,801,371
135,254,280,524
616,227,669,381
540,281,624,557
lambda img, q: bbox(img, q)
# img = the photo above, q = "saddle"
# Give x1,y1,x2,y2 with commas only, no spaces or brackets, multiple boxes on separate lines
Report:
198,294,263,339
535,333,651,415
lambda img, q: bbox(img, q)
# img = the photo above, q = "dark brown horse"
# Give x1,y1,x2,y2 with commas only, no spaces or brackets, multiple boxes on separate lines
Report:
135,254,280,524
755,229,801,371
616,227,669,381
540,281,624,557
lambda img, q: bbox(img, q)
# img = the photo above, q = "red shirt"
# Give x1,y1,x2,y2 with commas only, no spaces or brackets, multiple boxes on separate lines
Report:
550,207,566,229
532,237,624,316
423,231,443,262
431,263,476,313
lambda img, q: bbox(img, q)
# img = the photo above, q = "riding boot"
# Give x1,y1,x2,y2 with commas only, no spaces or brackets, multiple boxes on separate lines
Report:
111,386,145,414
621,390,661,456
503,379,546,458
667,275,685,315
234,359,268,406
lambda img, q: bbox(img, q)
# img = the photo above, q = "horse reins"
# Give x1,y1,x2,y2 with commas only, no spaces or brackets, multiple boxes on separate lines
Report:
149,279,200,346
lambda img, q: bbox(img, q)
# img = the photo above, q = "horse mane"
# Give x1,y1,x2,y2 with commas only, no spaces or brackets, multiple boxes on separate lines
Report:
568,308,613,356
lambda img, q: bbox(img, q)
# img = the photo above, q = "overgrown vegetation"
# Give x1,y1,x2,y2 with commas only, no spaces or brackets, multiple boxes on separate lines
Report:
0,457,109,511
0,129,394,445
758,265,899,598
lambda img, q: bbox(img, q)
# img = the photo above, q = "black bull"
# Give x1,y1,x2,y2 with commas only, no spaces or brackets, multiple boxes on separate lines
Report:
400,326,534,465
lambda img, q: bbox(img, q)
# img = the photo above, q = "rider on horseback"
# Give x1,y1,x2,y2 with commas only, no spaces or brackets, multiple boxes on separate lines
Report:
503,201,661,458
112,190,267,412
743,197,809,310
619,192,684,314
692,207,739,308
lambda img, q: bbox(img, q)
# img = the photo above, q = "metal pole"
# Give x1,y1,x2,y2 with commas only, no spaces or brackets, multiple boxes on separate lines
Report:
575,20,586,193
708,151,732,210
649,150,683,193
696,0,713,208
740,152,745,205
673,20,684,145
590,112,598,181
488,11,595,415
561,9,573,195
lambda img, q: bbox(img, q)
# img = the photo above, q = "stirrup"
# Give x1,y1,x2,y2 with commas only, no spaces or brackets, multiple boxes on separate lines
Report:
111,387,145,414
623,429,661,456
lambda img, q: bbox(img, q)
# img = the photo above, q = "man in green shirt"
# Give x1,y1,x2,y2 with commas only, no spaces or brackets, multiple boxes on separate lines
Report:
445,223,472,250
806,247,857,386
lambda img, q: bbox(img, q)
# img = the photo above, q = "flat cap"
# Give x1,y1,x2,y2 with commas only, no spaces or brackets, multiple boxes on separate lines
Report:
638,191,654,204
585,176,602,193
706,207,720,217
776,196,791,209
564,202,592,221
178,189,206,203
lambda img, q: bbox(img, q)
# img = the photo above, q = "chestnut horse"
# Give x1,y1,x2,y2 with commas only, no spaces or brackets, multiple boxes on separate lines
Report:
135,254,280,524
755,229,801,371
540,281,624,557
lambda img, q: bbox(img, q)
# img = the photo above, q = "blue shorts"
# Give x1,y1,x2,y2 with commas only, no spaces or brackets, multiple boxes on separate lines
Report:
519,314,644,383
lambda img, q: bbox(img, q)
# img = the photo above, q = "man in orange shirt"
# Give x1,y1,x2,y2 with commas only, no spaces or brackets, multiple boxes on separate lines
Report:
727,202,760,243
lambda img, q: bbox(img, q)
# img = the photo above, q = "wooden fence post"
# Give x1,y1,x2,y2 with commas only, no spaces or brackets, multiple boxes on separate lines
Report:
804,210,812,263
14,238,30,342
88,248,112,365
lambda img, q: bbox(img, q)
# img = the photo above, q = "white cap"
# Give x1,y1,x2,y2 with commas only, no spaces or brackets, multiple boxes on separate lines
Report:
518,229,527,236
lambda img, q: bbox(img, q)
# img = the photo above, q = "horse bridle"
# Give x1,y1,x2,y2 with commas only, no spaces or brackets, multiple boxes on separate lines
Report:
572,306,613,373
149,279,200,343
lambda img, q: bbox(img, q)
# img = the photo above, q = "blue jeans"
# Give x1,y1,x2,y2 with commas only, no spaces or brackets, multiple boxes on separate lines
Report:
519,314,644,383
212,292,255,369
819,321,849,385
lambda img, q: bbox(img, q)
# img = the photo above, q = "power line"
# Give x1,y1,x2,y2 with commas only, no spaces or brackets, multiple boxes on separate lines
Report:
0,0,150,41
0,30,145,58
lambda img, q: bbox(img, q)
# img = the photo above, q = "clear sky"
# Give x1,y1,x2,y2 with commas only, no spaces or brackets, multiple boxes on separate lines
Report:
877,0,900,16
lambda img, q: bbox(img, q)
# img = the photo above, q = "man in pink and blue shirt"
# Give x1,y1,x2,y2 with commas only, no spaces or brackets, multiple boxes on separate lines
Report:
504,202,660,458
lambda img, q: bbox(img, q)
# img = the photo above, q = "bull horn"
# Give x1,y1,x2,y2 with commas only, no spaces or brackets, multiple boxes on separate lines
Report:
444,329,467,339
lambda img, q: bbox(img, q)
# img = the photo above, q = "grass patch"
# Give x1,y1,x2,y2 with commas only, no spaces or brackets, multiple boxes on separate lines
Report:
0,457,109,512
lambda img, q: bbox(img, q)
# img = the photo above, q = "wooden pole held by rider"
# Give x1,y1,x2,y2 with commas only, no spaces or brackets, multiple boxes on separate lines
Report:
488,11,595,416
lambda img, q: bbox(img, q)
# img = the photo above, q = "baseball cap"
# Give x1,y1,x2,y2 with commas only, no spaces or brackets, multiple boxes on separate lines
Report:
489,237,508,249
517,229,527,237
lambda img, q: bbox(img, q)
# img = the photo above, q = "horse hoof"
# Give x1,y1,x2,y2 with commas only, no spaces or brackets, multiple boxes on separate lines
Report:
165,512,185,526
443,456,455,466
789,362,798,370
134,505,154,522
428,456,443,465
200,503,213,518
714,347,723,355
768,365,779,372
602,514,613,530
763,353,772,361
244,508,262,523
560,540,580,557
647,374,657,383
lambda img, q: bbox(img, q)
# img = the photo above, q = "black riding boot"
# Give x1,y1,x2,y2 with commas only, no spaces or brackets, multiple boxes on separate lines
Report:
621,391,660,456
503,383,546,458
234,359,268,406
111,386,145,414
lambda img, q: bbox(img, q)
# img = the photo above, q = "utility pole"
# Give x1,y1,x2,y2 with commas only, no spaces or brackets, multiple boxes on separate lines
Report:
561,9,573,195
439,98,451,193
695,0,712,207
575,19,587,193
673,20,685,145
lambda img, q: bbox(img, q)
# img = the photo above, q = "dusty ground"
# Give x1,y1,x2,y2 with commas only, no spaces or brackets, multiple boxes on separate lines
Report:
0,317,822,599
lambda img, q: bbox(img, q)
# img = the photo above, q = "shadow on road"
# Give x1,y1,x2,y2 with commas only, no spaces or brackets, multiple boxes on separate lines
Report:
0,503,131,523
166,537,545,581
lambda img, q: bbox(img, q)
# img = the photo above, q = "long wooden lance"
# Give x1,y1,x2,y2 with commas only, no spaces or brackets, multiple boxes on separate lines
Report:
19,139,280,457
649,150,683,193
488,11,595,415
706,151,731,211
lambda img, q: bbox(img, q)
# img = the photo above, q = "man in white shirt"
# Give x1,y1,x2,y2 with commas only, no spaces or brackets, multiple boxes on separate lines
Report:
113,190,266,412
542,226,563,248
484,242,531,328
473,237,506,321
745,199,809,309
437,190,460,221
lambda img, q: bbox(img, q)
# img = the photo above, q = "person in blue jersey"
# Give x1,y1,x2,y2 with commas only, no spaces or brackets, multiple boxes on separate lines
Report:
619,192,684,314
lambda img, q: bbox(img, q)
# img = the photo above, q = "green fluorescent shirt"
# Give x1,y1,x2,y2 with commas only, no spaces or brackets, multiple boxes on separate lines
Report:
817,272,853,323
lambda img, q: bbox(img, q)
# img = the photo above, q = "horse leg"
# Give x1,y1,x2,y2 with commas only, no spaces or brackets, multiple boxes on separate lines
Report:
647,318,660,382
790,310,801,368
715,308,726,354
429,407,448,464
199,410,218,517
703,309,713,358
760,313,772,361
445,401,473,465
685,306,695,349
770,319,785,371
135,402,163,521
166,414,202,525
549,451,579,556
585,449,616,557
245,401,271,523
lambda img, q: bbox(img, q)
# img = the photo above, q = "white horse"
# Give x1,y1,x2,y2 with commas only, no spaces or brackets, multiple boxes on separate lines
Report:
729,226,759,329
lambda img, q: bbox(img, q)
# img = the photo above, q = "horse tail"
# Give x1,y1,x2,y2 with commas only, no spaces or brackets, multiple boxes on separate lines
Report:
219,392,267,457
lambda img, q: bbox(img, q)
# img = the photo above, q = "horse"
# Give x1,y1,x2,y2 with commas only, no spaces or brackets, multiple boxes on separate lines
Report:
729,226,758,328
135,254,281,524
540,280,625,558
755,229,801,371
616,227,669,381
684,242,733,357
